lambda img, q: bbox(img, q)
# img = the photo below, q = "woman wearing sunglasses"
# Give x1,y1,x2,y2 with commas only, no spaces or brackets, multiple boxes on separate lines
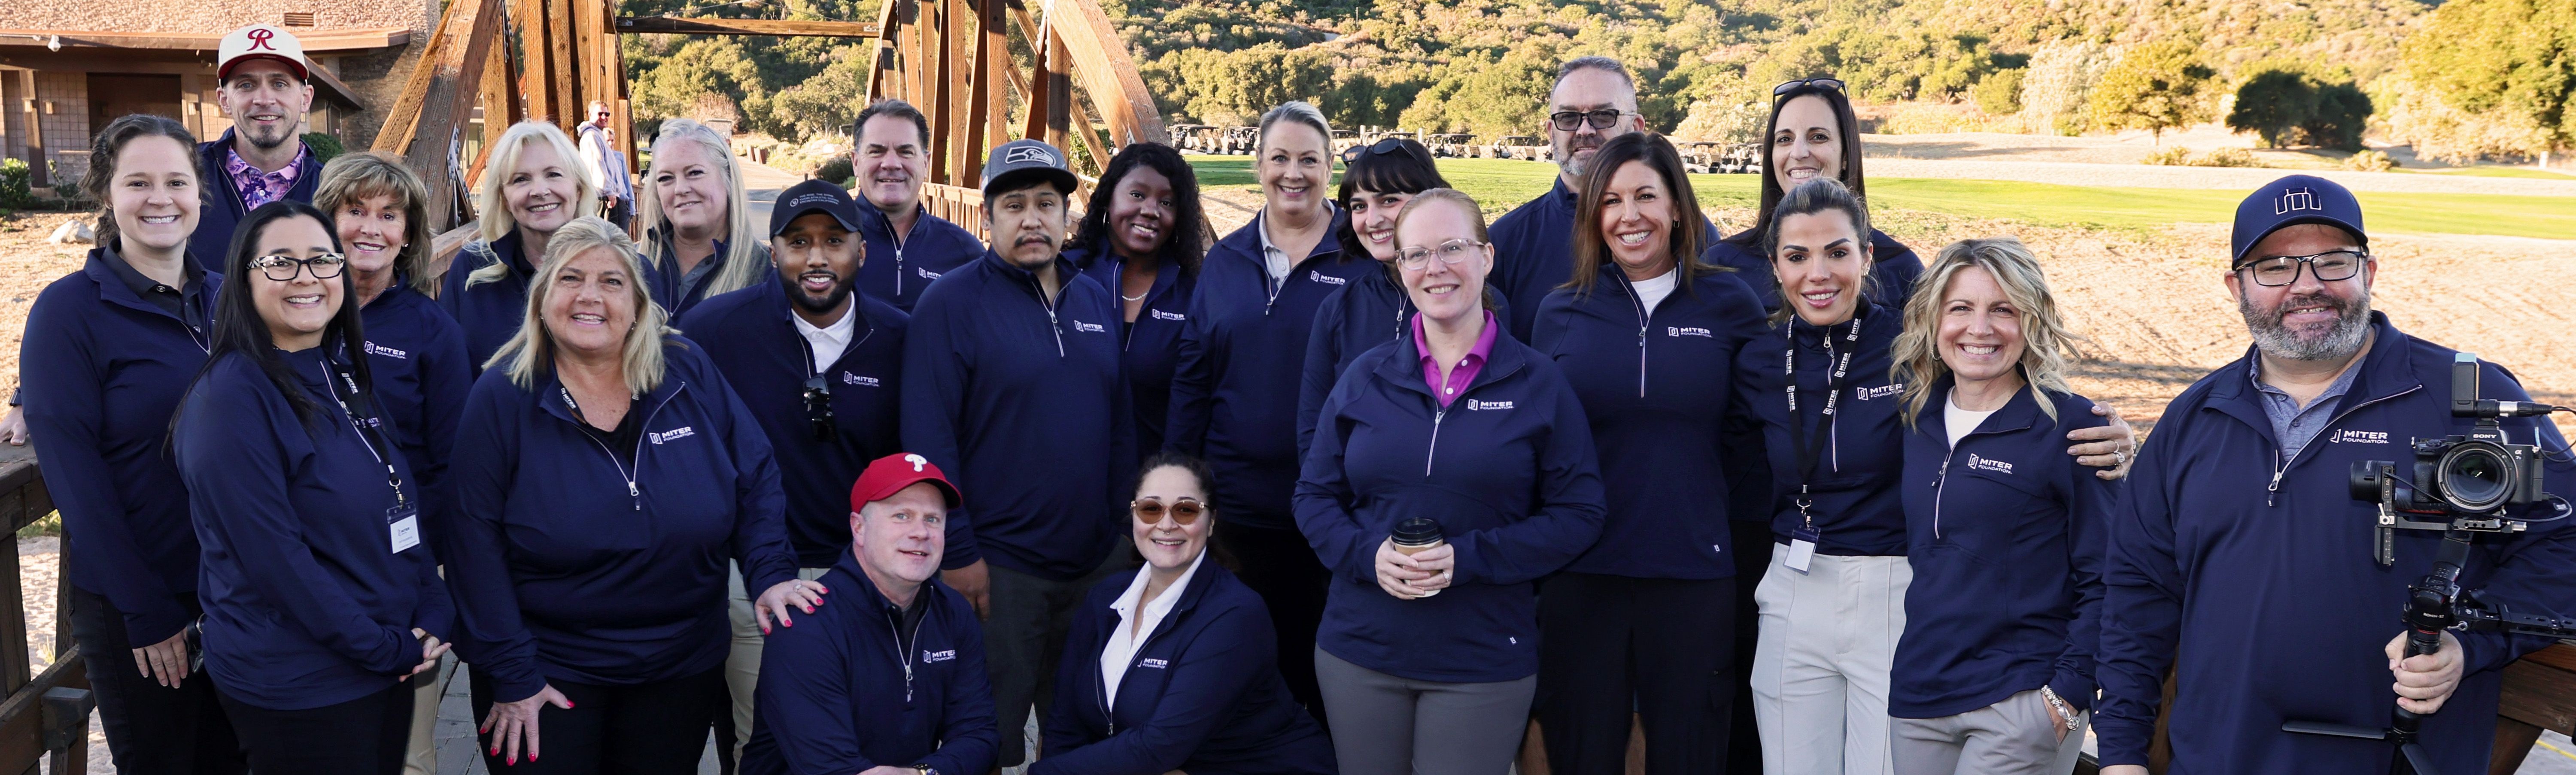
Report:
1296,137,1467,457
173,200,453,774
1035,453,1335,775
1169,101,1377,723
1298,189,1606,775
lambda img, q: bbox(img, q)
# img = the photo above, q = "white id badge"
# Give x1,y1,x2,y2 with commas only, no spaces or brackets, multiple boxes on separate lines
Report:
1784,525,1820,573
388,504,421,554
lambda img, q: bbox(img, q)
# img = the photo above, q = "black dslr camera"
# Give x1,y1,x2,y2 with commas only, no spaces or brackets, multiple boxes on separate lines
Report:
2350,353,2559,562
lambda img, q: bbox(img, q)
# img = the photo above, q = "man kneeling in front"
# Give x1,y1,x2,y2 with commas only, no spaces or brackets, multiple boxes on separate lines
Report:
744,453,998,775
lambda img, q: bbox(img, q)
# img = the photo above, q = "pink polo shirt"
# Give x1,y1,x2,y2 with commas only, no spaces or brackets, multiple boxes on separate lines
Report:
1413,309,1499,407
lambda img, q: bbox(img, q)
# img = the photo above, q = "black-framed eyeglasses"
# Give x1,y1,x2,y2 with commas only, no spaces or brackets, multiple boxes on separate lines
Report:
2233,249,2368,287
1774,77,1848,96
1395,239,1488,271
1341,137,1412,164
801,375,836,441
249,253,347,282
1548,109,1628,132
1131,498,1206,525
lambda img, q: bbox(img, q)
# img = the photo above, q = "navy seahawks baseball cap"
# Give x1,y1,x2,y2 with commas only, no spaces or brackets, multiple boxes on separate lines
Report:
2231,174,2367,267
769,179,863,237
980,138,1078,197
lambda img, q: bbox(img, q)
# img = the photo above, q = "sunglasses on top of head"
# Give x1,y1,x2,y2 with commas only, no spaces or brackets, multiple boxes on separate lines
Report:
1773,77,1847,96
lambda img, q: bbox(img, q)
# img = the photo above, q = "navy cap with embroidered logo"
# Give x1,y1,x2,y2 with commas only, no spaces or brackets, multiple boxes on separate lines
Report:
2231,174,2367,267
978,138,1078,197
769,178,865,237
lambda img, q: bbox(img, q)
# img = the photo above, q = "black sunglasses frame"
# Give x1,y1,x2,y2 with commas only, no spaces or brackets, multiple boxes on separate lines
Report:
1547,108,1629,132
1774,77,1848,96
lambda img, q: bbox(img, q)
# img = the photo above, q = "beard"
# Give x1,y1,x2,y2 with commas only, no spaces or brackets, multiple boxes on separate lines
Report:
240,119,295,151
1556,136,1603,178
2240,286,2372,362
785,271,854,315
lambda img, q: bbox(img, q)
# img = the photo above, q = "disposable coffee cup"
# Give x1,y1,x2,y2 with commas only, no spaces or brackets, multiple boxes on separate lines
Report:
1390,518,1444,597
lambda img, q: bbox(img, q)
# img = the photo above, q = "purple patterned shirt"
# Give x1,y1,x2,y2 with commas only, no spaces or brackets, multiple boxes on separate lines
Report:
222,144,309,209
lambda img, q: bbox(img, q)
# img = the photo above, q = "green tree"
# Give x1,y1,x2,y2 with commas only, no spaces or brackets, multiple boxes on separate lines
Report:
2087,41,2215,143
2020,40,2111,136
2300,82,2373,152
2388,0,2575,164
2227,68,2318,148
1972,67,2025,115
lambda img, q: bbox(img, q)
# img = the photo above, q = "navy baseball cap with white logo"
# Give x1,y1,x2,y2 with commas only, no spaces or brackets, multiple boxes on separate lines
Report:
979,138,1078,197
2231,174,2367,267
769,179,864,237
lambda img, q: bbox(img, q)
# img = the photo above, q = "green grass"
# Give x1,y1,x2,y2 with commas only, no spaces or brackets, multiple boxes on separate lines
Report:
1185,154,2576,240
2405,166,2576,180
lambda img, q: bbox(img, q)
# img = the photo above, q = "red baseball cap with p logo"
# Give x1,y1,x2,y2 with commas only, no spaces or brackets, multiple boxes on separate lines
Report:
218,24,310,81
850,453,963,512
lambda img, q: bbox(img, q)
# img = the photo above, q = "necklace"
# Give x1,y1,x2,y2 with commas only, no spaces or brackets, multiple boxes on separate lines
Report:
1121,292,1148,301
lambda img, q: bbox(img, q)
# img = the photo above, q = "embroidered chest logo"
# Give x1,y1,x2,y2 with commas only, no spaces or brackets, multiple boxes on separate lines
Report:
1469,400,1515,411
1150,309,1186,321
2333,429,2391,445
1855,383,1905,401
1667,326,1712,338
842,373,880,388
1070,320,1107,333
917,267,942,280
1137,658,1170,669
923,649,957,663
1309,270,1348,286
649,427,696,444
1966,453,2015,475
363,341,410,359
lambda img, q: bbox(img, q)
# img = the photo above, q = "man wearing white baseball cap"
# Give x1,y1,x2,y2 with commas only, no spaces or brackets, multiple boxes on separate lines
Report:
191,24,324,264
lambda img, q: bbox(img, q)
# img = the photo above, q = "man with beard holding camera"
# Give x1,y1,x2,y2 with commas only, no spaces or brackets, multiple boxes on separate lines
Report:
676,179,912,765
2096,175,2576,775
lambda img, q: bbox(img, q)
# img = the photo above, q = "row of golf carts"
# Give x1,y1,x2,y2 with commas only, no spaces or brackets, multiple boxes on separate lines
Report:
1170,125,1759,173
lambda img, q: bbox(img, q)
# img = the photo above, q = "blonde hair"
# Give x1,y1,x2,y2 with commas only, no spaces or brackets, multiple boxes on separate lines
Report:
635,119,767,300
468,121,599,288
1391,188,1501,310
1891,236,2088,428
490,217,674,395
314,151,437,292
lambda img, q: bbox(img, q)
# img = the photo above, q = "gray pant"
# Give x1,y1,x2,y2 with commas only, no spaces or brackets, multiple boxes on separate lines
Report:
1314,647,1537,775
1889,689,2089,775
987,553,1130,767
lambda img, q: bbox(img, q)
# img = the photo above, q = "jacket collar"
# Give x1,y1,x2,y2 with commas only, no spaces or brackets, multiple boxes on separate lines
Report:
830,547,951,619
2202,312,2418,438
1076,244,1183,310
755,275,882,361
1094,555,1227,643
1228,205,1350,273
84,245,208,320
978,248,1078,298
532,348,688,427
1917,373,2046,442
1368,313,1529,401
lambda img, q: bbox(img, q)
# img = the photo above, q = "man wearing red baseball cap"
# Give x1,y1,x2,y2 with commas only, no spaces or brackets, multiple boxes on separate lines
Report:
742,453,997,775
192,24,324,264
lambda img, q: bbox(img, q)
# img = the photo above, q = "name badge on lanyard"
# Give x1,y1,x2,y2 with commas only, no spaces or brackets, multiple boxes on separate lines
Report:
388,503,420,554
1781,316,1861,574
328,360,417,555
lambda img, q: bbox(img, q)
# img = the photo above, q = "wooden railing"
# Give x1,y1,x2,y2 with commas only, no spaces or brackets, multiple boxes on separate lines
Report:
0,445,91,774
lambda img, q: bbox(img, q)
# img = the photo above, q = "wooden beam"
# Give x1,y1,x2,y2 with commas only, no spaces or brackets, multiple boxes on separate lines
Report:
0,653,88,769
547,0,577,128
862,0,897,104
518,0,556,125
0,27,410,52
964,0,997,167
614,17,883,37
380,0,505,230
1042,0,1166,145
370,0,464,154
13,70,41,187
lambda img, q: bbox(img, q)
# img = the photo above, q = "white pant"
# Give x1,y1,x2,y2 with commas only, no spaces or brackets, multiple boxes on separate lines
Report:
726,561,834,765
1752,550,1911,775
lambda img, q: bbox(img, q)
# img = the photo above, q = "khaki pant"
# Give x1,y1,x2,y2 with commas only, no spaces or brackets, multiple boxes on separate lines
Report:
401,653,456,775
724,561,835,766
1751,551,1911,775
1890,689,2090,775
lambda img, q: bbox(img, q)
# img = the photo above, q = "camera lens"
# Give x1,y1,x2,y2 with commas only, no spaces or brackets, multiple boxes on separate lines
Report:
2437,442,2514,513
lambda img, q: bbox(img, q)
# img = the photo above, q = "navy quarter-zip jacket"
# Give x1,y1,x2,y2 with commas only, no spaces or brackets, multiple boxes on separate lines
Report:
646,233,773,318
1702,229,1926,315
1296,326,1608,683
1296,265,1515,457
1891,378,2115,720
191,130,322,264
1169,209,1375,529
443,337,800,702
359,279,473,547
860,204,984,312
175,346,455,710
1486,179,1723,342
21,248,218,645
439,231,536,371
1533,266,1768,579
1036,561,1337,775
902,251,1132,580
1731,302,1909,556
2096,313,2576,774
1069,243,1195,462
679,279,910,566
744,551,998,775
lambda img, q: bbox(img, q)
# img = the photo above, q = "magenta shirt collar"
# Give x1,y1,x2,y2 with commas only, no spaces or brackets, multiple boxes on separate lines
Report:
1413,309,1498,407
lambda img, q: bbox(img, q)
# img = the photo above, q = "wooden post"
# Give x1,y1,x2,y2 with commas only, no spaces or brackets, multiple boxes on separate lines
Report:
548,0,577,129
18,71,47,188
519,0,556,124
372,0,505,230
964,0,997,168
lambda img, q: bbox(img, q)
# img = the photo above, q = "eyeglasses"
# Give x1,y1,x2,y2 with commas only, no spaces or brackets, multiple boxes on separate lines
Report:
1548,109,1629,132
1131,498,1206,525
249,253,346,282
1774,77,1847,96
801,375,836,441
1341,137,1414,164
2233,249,2367,287
1395,239,1488,271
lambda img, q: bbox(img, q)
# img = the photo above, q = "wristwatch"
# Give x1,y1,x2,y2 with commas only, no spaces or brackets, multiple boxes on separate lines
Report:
2037,685,2080,732
913,765,935,775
